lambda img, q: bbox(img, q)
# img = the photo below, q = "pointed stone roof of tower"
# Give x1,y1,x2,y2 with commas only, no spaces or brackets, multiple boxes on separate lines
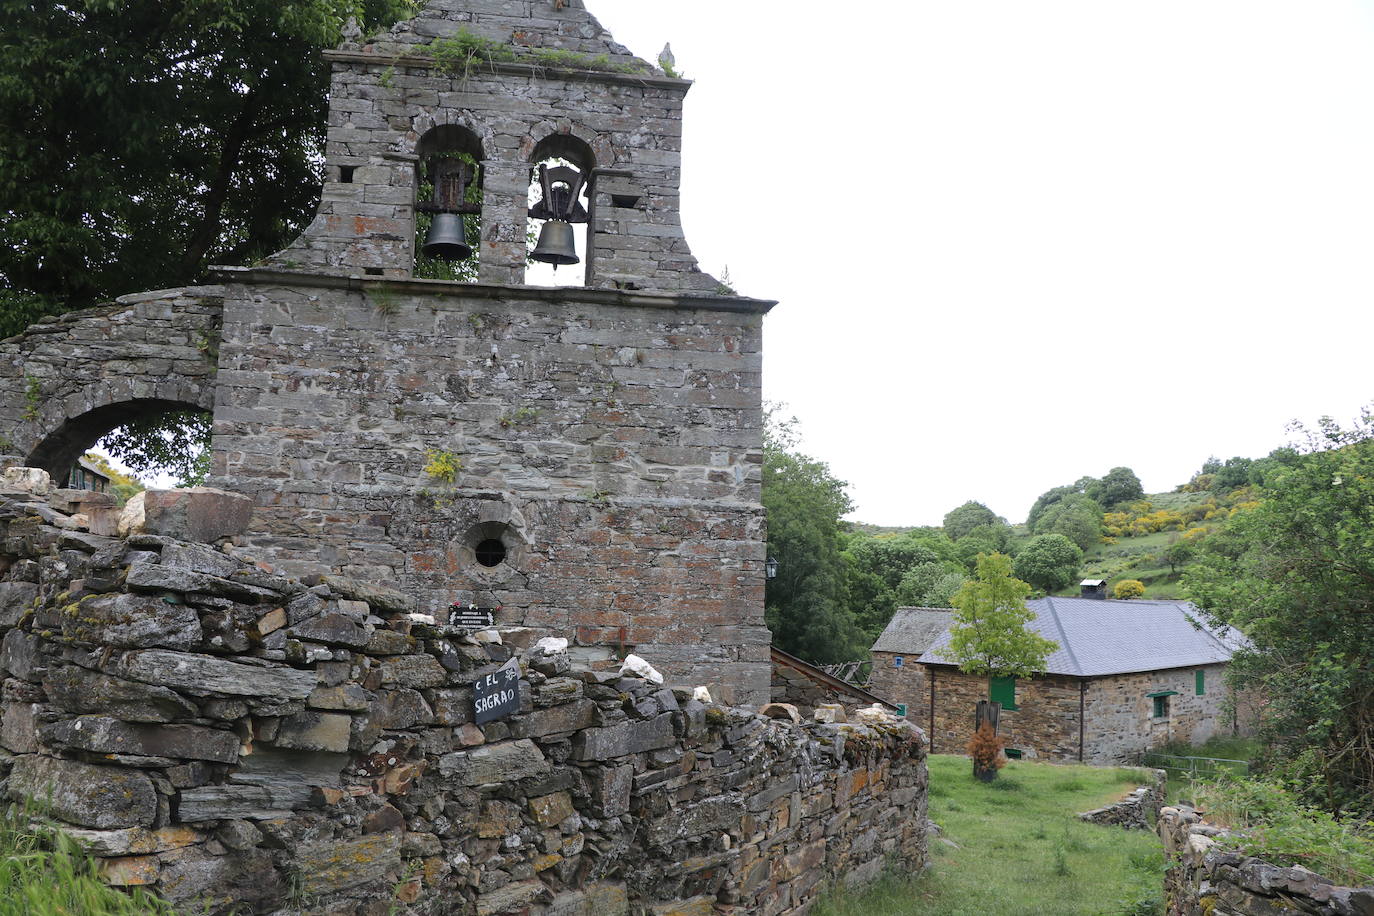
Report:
354,0,657,75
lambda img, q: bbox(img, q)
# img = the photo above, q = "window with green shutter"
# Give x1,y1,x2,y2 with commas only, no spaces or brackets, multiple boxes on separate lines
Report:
990,676,1018,710
1148,690,1177,718
1196,669,1206,696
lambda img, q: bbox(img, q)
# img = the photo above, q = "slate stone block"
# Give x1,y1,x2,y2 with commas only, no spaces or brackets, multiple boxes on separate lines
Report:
296,832,402,894
10,755,157,829
177,785,316,822
118,650,315,699
65,593,202,650
274,711,353,753
439,739,550,786
572,714,675,761
44,665,198,722
41,716,240,763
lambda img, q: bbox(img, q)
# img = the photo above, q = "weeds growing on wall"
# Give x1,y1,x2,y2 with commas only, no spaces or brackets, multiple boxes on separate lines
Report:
1194,775,1374,885
427,28,646,83
0,804,179,915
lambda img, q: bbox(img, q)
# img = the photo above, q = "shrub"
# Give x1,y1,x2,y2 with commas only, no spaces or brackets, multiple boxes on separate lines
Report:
967,722,1006,775
1113,579,1146,599
1194,777,1374,885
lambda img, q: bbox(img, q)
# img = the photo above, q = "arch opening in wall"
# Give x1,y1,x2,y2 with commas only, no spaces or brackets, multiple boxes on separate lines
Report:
527,135,595,288
415,125,485,282
454,520,526,583
26,400,212,490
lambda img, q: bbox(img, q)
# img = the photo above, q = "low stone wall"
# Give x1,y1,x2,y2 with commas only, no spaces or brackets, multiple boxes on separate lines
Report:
1077,769,1166,830
0,479,928,915
1158,806,1374,915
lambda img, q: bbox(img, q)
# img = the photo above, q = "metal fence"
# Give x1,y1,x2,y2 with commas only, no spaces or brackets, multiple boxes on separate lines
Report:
1140,752,1250,782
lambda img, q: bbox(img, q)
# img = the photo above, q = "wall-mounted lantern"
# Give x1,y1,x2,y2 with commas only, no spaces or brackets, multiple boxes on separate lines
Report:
765,556,779,579
528,162,587,267
421,157,479,262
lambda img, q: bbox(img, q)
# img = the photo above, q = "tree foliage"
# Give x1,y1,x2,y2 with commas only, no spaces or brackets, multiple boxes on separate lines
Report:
1031,494,1103,551
843,531,966,641
1085,466,1144,508
1012,534,1083,594
1185,411,1374,814
0,0,415,336
762,410,863,664
99,411,211,487
946,553,1058,678
942,501,1003,542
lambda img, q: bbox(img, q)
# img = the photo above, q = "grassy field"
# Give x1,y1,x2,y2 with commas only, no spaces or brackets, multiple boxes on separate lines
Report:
814,755,1165,916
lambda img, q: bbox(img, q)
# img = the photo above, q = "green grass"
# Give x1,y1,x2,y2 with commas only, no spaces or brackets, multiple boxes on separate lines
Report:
0,805,178,915
814,756,1165,916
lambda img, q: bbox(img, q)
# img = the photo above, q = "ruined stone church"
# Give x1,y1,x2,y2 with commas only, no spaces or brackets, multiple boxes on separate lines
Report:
0,0,774,704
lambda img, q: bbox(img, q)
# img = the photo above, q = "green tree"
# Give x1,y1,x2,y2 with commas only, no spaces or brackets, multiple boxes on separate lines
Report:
1031,494,1103,551
1185,410,1374,814
763,410,863,664
1163,540,1195,575
946,553,1059,678
1026,483,1085,529
1086,466,1144,508
942,501,1003,542
1012,534,1083,594
0,0,414,335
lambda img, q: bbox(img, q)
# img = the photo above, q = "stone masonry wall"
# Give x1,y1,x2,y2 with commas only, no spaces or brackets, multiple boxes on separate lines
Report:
1158,806,1374,915
211,272,771,704
0,479,927,915
925,667,1082,761
0,287,223,477
868,651,926,720
276,0,719,292
1083,664,1232,764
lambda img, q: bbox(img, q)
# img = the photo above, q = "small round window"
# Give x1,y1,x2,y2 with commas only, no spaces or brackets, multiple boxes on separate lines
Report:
474,538,507,568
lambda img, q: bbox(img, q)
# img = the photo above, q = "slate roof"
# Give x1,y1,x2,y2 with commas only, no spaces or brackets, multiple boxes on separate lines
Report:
917,596,1245,677
871,607,957,655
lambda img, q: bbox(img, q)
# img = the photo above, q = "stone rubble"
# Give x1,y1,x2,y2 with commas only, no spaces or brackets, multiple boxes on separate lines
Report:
1158,805,1374,915
0,483,929,914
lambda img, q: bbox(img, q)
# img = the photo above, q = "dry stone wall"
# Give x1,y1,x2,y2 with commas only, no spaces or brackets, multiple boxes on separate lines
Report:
1077,770,1165,830
1158,806,1374,915
0,479,928,915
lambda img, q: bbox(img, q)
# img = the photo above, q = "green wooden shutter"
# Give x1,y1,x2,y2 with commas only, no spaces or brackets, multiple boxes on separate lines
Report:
990,676,1018,710
1195,669,1205,696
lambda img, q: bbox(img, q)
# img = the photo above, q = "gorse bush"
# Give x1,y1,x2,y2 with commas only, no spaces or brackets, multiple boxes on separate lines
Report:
1194,776,1374,885
0,804,178,915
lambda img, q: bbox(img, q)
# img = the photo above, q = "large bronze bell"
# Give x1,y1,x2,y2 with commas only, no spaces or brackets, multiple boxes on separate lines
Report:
422,212,472,262
530,219,579,266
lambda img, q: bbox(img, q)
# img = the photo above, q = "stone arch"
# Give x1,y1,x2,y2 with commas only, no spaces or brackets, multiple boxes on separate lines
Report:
403,112,497,161
26,395,210,481
520,120,615,169
0,288,223,480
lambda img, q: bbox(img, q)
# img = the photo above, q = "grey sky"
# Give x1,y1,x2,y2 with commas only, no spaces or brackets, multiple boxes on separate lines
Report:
591,1,1374,526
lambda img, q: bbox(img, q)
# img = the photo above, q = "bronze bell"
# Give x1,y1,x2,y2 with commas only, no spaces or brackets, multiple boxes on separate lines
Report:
422,213,472,262
530,219,579,266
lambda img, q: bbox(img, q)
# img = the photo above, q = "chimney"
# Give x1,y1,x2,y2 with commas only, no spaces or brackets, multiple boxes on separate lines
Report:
1080,579,1108,600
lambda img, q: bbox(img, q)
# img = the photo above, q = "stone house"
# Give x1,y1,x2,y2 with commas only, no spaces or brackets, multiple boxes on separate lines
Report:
871,594,1247,763
868,607,953,718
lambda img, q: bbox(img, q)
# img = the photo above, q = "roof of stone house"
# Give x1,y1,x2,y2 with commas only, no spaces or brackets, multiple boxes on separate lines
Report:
870,607,957,655
917,596,1245,677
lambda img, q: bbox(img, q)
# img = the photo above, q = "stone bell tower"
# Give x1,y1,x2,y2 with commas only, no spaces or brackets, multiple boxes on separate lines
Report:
204,0,775,702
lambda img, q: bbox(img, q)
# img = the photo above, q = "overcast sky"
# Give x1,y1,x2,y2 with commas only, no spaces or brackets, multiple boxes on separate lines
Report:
589,0,1374,526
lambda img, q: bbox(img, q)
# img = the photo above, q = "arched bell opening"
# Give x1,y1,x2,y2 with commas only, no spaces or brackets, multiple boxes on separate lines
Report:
26,399,212,491
415,125,486,282
526,135,595,287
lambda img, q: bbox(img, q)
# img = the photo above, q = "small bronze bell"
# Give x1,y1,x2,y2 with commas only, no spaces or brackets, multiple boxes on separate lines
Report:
530,219,579,266
423,213,472,262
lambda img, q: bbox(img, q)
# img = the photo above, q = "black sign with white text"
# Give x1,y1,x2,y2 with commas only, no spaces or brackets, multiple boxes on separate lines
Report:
448,604,497,630
473,657,521,724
